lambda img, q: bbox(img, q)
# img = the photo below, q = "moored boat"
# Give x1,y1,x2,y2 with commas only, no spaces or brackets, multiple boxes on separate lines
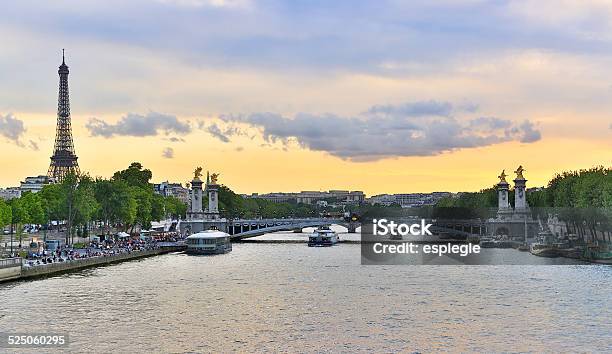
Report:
479,237,496,248
529,243,559,257
530,230,559,258
584,242,612,264
185,230,232,254
517,244,530,252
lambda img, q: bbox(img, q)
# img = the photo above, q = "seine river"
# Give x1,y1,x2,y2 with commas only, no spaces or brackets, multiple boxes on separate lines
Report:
1,230,611,353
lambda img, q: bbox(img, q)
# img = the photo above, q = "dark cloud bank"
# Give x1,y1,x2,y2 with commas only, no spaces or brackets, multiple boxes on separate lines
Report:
84,101,542,162
86,112,191,138
220,101,542,161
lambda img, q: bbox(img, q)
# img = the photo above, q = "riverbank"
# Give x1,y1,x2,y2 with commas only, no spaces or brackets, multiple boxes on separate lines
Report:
0,245,185,283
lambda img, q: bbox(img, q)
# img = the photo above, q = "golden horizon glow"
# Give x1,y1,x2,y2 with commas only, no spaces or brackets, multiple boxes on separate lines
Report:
1,3,611,195
1,112,610,196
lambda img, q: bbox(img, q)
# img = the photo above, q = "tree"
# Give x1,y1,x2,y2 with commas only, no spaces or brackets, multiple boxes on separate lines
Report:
60,173,79,245
151,193,165,222
164,196,187,220
9,197,29,247
93,178,115,234
20,192,45,225
113,182,137,232
74,175,99,239
113,162,153,188
40,183,63,223
0,199,12,230
92,178,140,234
130,186,153,231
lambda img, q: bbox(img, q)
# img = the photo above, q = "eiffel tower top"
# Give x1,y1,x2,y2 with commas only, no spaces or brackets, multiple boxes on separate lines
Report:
58,49,69,74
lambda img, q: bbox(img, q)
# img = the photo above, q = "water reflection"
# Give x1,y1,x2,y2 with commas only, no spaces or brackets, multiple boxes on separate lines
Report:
0,234,610,353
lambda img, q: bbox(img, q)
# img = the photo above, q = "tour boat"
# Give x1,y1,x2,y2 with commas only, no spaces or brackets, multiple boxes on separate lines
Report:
185,230,232,254
308,227,338,247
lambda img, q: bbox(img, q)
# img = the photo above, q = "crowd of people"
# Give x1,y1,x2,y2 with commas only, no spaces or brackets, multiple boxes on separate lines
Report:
23,237,160,267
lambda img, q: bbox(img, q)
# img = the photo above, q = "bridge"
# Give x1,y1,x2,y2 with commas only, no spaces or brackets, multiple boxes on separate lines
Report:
362,217,487,240
431,219,487,238
225,217,486,240
178,171,489,242
228,218,356,240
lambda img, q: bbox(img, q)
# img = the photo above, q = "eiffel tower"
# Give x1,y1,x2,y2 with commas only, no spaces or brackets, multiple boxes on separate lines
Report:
48,50,80,181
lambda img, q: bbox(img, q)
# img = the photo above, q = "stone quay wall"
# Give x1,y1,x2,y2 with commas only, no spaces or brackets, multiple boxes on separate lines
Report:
0,246,185,283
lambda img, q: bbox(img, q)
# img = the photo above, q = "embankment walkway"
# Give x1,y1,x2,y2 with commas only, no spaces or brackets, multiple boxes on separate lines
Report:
0,245,185,283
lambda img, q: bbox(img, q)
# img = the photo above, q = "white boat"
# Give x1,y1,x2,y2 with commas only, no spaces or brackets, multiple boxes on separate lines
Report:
308,227,338,247
185,230,232,254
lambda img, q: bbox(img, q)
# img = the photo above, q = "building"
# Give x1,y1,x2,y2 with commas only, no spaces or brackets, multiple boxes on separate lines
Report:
154,181,190,204
0,187,21,200
20,175,54,194
367,194,397,206
247,190,365,205
367,192,452,207
249,192,295,203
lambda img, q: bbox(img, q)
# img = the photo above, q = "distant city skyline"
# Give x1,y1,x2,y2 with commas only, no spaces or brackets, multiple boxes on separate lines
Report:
1,1,611,195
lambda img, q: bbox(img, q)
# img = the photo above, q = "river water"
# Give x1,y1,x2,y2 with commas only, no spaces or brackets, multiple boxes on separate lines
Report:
1,230,611,353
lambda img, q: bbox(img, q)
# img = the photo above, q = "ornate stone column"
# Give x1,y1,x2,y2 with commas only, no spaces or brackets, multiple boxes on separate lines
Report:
497,170,510,211
513,165,528,211
191,167,204,214
207,173,220,215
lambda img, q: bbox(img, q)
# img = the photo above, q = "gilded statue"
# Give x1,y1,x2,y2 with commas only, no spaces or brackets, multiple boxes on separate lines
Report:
210,173,219,184
194,167,203,179
498,170,507,183
514,165,525,179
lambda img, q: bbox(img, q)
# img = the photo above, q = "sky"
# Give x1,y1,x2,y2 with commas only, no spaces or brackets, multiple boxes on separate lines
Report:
0,0,611,196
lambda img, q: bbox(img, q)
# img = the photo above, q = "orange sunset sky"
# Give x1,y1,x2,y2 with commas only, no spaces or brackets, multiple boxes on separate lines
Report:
1,1,611,196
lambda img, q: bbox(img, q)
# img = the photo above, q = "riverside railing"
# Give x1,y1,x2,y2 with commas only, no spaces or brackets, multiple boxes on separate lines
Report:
0,257,22,269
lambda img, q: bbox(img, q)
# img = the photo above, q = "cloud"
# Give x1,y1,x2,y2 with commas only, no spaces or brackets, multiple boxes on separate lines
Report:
162,147,174,159
367,100,455,117
86,112,191,138
157,0,252,8
516,120,542,143
0,113,37,149
0,113,26,143
206,123,230,143
202,122,245,143
222,101,542,161
28,140,39,151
